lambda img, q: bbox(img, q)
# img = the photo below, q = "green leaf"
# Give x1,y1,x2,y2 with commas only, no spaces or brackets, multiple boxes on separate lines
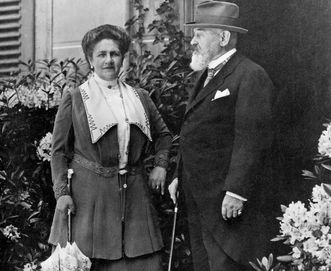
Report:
276,255,293,262
249,261,262,271
29,218,41,224
322,183,331,197
315,165,320,175
184,248,191,256
322,164,331,171
268,254,273,266
2,121,10,133
262,256,269,269
271,236,286,242
301,170,316,179
19,201,32,209
27,211,40,221
283,239,291,245
257,258,262,266
0,170,7,180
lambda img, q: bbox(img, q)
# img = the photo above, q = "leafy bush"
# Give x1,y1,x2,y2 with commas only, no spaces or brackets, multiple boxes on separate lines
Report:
0,58,88,270
125,0,194,134
251,123,331,271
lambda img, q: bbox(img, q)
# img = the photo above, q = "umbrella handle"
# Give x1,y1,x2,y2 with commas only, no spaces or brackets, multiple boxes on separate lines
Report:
67,169,74,244
168,201,178,271
68,209,72,243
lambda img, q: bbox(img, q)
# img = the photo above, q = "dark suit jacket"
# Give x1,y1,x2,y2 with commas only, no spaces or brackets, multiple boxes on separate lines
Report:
179,53,275,265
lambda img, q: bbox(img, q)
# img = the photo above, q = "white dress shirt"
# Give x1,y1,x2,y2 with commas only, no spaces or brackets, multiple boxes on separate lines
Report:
208,48,237,76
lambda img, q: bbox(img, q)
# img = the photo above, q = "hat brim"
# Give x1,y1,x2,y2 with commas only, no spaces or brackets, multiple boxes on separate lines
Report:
184,22,248,34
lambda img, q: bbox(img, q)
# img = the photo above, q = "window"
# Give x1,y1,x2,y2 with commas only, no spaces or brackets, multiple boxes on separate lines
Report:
0,0,21,78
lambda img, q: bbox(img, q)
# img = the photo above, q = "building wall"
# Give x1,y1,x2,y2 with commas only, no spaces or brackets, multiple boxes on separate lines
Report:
0,0,192,74
35,0,131,61
52,0,130,60
33,0,185,68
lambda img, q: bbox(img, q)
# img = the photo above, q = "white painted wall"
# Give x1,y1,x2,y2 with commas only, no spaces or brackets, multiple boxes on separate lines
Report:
52,0,130,60
33,0,191,63
35,0,53,60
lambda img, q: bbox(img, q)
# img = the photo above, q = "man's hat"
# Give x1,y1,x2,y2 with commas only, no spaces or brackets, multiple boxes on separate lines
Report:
185,1,248,34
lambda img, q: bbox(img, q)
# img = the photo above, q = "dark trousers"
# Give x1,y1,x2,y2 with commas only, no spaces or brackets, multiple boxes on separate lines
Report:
184,188,248,271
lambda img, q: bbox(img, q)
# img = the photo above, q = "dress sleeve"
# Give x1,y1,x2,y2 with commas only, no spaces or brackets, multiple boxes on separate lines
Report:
171,152,182,181
143,91,172,169
51,90,74,200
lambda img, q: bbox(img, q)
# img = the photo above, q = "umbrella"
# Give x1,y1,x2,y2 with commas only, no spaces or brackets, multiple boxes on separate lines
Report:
41,169,91,271
168,200,178,271
40,242,91,271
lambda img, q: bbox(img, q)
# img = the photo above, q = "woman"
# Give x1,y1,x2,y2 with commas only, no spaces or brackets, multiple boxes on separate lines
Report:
48,24,172,271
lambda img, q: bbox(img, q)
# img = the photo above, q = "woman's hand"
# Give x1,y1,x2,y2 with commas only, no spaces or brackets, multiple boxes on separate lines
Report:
56,195,76,214
149,166,167,195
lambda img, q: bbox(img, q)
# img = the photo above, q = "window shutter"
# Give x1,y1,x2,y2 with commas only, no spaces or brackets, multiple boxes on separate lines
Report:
0,0,21,78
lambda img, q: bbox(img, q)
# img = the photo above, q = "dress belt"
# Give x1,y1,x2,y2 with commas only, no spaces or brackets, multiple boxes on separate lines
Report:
72,154,142,178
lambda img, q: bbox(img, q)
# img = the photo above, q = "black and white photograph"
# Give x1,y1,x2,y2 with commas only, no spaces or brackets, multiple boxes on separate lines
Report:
1,1,331,271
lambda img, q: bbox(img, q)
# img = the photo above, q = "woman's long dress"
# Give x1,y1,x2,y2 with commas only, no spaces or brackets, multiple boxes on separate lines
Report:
48,85,172,270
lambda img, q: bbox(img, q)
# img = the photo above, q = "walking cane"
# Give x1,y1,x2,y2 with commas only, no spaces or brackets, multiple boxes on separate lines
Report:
67,169,74,243
168,199,178,271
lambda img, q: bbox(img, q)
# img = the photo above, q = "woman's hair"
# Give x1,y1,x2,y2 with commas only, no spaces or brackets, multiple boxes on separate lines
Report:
81,24,131,65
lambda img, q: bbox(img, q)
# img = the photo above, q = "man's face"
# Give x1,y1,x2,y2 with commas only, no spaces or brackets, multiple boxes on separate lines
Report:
190,28,222,71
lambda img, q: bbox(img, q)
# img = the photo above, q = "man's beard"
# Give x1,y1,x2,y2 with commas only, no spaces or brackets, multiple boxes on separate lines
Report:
190,50,211,71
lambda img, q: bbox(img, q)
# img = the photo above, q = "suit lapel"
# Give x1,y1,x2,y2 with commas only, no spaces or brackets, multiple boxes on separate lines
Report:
186,70,206,106
185,53,244,117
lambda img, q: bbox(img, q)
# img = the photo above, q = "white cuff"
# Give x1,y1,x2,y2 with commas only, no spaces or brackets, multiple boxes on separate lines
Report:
226,191,247,201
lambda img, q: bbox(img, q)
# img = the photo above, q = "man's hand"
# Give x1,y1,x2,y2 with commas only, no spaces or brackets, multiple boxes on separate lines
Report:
149,166,167,195
56,195,75,214
221,194,244,220
168,178,178,204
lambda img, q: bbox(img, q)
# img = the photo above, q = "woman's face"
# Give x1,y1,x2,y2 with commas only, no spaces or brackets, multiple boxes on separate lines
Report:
89,39,123,81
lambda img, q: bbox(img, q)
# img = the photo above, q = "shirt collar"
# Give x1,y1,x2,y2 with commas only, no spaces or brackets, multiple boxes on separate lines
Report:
208,48,237,69
93,72,118,88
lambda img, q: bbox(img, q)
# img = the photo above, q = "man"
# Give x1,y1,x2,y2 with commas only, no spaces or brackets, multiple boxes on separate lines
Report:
168,1,275,271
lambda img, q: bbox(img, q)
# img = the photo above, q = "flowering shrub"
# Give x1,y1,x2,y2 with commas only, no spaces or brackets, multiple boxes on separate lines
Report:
1,224,21,241
0,58,87,110
12,84,63,109
318,123,331,158
23,262,38,271
0,58,88,271
36,132,53,162
251,123,331,271
274,184,331,270
302,122,331,184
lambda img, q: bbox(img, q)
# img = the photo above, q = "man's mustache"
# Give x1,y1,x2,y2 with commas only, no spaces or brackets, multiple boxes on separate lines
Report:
103,65,115,69
191,45,201,53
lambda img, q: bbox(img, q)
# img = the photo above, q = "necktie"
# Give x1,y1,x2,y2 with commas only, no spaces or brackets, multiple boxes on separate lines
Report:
203,68,216,87
203,54,233,87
